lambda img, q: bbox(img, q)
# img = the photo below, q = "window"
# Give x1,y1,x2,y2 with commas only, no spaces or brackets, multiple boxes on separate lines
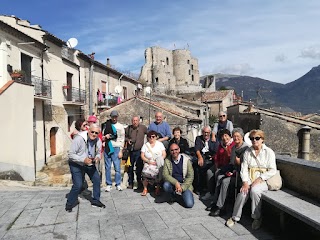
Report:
21,53,32,83
189,70,191,75
123,86,127,99
192,75,194,81
66,72,73,101
187,60,190,64
191,64,194,70
101,81,107,93
166,57,169,65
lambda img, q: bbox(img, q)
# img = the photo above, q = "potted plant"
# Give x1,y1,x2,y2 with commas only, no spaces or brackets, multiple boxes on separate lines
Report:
62,84,70,89
11,69,25,79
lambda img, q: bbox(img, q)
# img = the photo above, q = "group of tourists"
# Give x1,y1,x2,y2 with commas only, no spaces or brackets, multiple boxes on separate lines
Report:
65,110,278,230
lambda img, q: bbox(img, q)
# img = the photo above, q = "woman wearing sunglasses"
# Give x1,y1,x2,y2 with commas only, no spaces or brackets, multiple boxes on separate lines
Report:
70,118,88,139
140,130,166,196
226,129,277,230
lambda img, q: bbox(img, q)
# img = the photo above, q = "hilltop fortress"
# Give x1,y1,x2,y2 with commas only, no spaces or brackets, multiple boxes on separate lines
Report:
139,46,202,94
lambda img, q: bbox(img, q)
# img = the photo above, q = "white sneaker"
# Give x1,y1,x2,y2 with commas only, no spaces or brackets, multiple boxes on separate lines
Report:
116,185,123,191
105,185,112,192
252,218,262,230
226,218,236,228
201,192,213,200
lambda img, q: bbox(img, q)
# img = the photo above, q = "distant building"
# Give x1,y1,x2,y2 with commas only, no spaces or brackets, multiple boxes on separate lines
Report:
139,46,202,94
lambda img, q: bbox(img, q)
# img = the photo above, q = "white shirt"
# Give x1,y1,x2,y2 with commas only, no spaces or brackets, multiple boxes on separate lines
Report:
241,144,277,184
141,141,165,160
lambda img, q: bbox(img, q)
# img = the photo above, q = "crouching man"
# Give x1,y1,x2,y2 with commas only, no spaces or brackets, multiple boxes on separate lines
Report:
65,124,105,212
162,143,194,208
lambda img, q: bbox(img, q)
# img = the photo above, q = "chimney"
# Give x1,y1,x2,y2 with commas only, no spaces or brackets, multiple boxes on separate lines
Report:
106,58,111,67
301,126,311,160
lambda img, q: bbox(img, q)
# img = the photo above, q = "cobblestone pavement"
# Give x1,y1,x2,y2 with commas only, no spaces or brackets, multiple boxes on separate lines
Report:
0,181,280,240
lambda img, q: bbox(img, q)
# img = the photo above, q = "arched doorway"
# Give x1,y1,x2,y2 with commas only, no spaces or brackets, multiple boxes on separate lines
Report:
50,127,58,156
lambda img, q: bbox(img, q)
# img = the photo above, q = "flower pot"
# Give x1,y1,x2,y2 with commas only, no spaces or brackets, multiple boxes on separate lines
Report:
11,73,23,79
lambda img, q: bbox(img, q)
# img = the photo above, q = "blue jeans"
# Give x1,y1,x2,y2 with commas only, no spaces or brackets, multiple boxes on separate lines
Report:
163,181,194,208
66,161,101,206
104,147,121,186
128,150,143,185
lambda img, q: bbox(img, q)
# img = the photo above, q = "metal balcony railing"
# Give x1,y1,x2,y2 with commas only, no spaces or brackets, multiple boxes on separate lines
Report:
65,87,86,104
32,75,52,98
97,96,118,108
12,75,52,98
61,46,74,62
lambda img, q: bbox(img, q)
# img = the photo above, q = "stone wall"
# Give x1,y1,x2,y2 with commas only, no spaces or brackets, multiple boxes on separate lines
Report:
235,113,320,161
276,156,320,201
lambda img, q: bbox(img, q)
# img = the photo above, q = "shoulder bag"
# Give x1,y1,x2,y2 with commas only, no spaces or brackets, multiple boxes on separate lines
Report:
252,156,282,191
142,143,159,179
122,142,130,161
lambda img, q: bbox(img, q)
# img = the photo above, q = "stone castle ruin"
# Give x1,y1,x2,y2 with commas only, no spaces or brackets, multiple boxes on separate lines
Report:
139,46,202,95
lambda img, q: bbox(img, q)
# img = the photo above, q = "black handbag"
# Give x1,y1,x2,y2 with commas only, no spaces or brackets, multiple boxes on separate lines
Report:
122,142,130,160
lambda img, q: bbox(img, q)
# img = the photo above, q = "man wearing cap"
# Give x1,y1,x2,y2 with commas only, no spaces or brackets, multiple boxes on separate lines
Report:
148,112,171,149
212,111,233,142
102,110,125,192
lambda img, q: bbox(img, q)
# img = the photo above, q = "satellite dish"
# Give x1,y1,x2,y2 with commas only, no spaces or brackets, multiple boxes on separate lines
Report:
115,85,123,94
244,132,252,147
67,38,78,48
145,86,152,94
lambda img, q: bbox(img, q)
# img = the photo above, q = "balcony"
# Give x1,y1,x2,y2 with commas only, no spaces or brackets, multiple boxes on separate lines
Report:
61,46,74,62
11,75,52,99
32,75,52,99
63,87,86,105
97,95,119,109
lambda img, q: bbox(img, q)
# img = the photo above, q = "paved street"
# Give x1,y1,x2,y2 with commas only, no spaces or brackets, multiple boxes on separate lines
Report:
0,181,279,240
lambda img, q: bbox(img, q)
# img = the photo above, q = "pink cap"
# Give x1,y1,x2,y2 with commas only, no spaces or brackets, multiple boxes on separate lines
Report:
87,115,97,123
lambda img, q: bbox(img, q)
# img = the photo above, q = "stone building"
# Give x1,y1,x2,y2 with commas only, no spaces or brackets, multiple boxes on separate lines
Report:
228,103,320,161
139,46,202,94
177,90,235,117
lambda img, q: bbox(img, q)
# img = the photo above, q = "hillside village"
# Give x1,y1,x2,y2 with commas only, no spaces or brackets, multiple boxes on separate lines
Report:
0,14,320,184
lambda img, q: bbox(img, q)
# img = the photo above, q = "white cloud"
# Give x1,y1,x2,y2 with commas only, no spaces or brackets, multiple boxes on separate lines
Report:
300,45,320,59
15,0,320,84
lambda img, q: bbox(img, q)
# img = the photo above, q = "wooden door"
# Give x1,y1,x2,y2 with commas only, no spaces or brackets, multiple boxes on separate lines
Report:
50,127,57,156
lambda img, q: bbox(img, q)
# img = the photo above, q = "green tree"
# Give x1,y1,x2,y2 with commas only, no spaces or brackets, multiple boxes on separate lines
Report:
209,114,218,126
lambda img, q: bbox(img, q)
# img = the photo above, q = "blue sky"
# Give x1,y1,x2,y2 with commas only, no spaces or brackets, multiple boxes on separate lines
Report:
2,0,320,84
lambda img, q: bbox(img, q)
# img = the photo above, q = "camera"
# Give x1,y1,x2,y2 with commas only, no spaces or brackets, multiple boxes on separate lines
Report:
129,141,136,152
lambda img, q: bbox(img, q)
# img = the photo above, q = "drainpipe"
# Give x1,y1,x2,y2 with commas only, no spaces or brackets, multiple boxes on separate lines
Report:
41,48,47,166
89,60,94,115
301,126,311,160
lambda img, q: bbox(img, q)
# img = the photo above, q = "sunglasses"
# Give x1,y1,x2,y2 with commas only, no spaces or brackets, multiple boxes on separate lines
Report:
250,136,262,141
219,115,226,117
204,131,211,134
82,123,87,127
90,131,99,135
150,135,157,138
170,148,179,152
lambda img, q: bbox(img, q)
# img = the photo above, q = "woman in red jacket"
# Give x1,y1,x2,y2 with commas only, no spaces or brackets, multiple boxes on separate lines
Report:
207,129,235,216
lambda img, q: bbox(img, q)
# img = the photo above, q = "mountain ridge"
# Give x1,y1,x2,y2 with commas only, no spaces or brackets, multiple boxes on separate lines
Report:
202,65,320,114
